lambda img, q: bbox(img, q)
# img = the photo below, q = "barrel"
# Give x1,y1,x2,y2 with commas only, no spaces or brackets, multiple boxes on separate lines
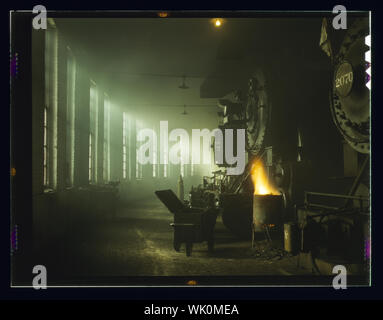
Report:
253,194,283,227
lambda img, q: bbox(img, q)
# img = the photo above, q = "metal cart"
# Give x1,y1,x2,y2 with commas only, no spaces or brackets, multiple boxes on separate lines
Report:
155,189,218,257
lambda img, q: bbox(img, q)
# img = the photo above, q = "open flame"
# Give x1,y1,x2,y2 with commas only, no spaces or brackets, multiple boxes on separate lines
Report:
251,160,280,195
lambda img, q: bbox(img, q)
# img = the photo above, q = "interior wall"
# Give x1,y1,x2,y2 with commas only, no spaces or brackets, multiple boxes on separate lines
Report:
31,18,221,253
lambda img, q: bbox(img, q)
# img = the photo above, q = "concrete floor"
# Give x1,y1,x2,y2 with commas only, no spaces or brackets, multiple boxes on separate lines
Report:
44,196,315,285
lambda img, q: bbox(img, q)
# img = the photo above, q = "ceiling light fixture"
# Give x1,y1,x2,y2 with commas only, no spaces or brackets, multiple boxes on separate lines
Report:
214,18,222,27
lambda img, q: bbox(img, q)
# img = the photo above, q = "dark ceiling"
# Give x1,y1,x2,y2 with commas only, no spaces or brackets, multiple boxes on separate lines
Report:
55,18,226,112
53,16,330,127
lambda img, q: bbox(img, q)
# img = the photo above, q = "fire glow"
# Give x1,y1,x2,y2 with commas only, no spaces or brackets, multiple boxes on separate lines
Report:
251,160,280,195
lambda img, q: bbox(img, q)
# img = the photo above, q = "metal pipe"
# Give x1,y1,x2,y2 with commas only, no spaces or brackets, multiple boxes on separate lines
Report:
305,203,340,210
304,191,369,212
305,191,369,201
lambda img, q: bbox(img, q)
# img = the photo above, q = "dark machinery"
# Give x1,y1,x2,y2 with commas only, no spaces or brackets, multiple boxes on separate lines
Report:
293,17,370,273
329,18,370,155
193,65,317,239
155,189,218,257
191,15,370,260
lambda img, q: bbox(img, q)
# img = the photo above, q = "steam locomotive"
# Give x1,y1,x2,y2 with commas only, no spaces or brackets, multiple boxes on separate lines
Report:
191,16,370,240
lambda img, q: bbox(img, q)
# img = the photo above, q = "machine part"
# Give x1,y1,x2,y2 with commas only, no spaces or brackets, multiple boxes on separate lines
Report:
229,160,254,194
178,175,184,202
319,17,333,60
218,99,244,124
264,225,272,242
253,194,284,227
304,191,369,212
273,159,287,189
346,154,369,207
298,204,368,265
186,242,193,257
245,70,271,156
174,238,181,252
221,193,253,239
284,222,299,254
283,161,316,213
352,183,369,210
330,18,370,154
297,128,303,162
300,218,323,254
279,188,289,215
156,190,218,257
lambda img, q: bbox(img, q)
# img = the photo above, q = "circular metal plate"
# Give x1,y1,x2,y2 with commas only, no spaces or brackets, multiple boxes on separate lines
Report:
334,61,354,97
330,18,370,154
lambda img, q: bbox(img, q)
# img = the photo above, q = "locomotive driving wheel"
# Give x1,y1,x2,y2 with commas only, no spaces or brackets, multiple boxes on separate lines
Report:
245,70,271,156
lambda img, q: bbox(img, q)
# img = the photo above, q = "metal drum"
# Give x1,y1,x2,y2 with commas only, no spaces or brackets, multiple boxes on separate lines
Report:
221,193,253,239
253,194,283,227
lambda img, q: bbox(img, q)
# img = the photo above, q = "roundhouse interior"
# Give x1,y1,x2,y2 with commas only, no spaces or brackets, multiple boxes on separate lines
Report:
11,12,370,286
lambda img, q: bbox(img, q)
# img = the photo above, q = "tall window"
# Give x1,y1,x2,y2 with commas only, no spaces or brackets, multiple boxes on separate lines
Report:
164,151,170,178
65,47,76,187
163,153,168,178
89,81,98,183
88,132,92,183
43,106,48,186
136,119,143,179
152,125,157,178
122,112,128,179
180,139,185,178
103,95,111,182
44,19,58,189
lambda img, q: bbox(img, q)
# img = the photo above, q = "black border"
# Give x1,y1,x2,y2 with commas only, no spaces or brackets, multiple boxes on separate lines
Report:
3,3,382,300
